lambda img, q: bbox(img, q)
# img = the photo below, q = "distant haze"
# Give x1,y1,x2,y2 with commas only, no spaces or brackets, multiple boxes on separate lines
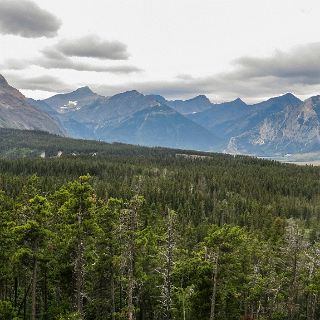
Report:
0,0,320,102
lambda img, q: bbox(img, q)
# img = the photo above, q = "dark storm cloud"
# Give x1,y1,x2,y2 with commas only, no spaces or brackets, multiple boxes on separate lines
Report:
55,35,130,60
0,0,61,38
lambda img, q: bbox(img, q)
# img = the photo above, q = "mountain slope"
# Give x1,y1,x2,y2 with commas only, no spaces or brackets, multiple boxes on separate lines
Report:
0,74,64,135
27,98,58,117
72,90,160,124
95,103,218,150
32,87,105,139
167,95,213,114
43,86,102,113
227,96,320,155
38,89,219,150
227,93,302,139
148,94,213,114
188,98,249,138
59,90,163,139
188,93,302,149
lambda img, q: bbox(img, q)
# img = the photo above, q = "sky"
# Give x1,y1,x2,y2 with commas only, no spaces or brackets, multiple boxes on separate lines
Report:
0,0,320,102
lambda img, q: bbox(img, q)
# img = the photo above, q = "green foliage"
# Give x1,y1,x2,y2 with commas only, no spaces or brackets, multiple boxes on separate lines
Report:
1,131,320,319
57,312,83,320
0,300,19,319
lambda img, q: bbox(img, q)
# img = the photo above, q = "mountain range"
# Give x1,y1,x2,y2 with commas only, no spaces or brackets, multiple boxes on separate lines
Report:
1,73,320,156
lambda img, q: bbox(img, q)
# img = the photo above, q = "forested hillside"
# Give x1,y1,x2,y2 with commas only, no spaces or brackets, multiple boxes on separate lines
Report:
0,128,215,159
1,130,320,319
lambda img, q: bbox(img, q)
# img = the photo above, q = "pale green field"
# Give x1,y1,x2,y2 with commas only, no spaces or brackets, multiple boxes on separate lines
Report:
284,160,320,166
261,152,320,166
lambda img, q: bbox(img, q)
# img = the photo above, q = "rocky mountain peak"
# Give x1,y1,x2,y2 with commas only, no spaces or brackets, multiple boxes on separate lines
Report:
110,90,143,101
272,93,301,105
310,95,320,105
146,94,167,105
123,90,142,96
0,74,26,101
74,86,94,95
0,74,9,87
234,97,245,103
225,98,247,107
191,94,211,102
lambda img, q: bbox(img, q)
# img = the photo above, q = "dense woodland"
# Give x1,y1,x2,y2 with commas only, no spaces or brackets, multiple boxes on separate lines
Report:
1,129,320,319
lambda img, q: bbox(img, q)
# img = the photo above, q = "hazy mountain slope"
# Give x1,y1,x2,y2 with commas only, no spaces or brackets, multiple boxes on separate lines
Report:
29,97,93,139
227,96,320,155
188,98,249,138
227,93,302,139
43,86,102,113
71,90,160,124
31,87,104,138
28,98,58,117
147,94,214,114
0,74,64,135
95,103,218,150
167,95,213,114
189,94,302,141
146,94,168,105
60,90,163,139
38,89,219,149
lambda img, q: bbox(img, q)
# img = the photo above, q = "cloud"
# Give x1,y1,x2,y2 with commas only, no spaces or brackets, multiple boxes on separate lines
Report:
2,48,142,74
39,47,140,73
4,42,320,101
232,42,320,85
55,35,129,60
5,74,72,92
92,80,210,98
1,35,140,74
0,0,61,38
93,43,320,101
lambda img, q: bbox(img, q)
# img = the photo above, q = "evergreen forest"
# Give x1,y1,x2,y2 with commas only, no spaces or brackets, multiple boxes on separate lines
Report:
1,129,320,320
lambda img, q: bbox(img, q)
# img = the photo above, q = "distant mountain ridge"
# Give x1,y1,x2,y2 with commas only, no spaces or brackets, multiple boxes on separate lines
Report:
24,81,219,150
3,73,320,155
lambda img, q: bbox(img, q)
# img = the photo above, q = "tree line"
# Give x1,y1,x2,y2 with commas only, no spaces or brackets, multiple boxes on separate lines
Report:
0,139,320,319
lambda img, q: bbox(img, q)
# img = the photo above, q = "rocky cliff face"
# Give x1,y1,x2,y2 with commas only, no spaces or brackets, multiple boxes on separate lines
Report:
0,74,64,135
227,96,320,155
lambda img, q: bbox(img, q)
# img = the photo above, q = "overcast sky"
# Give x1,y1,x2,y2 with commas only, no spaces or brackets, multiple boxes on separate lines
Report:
1,0,320,102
